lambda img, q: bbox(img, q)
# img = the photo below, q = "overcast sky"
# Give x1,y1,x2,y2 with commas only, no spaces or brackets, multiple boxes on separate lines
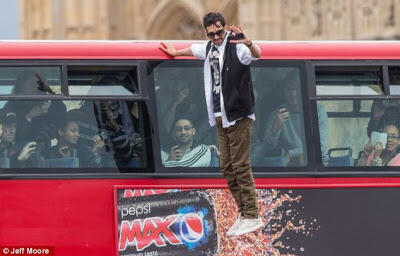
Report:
0,0,18,40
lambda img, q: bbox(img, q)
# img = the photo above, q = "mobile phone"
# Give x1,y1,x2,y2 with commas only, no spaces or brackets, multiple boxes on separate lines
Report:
278,104,288,111
235,33,245,40
371,131,387,149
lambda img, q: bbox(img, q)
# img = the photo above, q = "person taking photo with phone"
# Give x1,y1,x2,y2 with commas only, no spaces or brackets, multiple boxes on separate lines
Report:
161,118,211,168
160,12,263,236
264,79,305,166
0,111,46,168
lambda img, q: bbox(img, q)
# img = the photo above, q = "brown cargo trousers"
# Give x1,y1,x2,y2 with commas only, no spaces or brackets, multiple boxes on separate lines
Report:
216,116,259,219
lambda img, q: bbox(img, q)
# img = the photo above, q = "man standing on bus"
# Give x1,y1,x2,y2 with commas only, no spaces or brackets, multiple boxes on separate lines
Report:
160,12,263,236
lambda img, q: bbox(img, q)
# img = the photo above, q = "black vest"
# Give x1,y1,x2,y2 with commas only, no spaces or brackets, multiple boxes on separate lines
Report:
207,35,255,122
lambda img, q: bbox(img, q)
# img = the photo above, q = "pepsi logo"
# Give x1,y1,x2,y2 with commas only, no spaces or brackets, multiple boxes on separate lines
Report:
179,213,204,243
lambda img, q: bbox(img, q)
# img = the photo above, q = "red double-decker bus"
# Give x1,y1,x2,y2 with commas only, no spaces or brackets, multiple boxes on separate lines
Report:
1,41,400,256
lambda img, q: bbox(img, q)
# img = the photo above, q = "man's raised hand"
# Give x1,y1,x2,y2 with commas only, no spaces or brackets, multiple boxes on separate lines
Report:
229,25,251,46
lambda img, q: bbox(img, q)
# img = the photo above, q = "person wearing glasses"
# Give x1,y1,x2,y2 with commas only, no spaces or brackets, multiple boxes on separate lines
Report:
358,121,400,166
160,12,263,236
161,118,211,167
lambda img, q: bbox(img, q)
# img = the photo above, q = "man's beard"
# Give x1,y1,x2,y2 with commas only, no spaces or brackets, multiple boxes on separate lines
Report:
176,136,192,147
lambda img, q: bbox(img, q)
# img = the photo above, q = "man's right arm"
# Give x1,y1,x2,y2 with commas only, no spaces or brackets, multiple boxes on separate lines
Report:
160,42,193,57
160,42,207,60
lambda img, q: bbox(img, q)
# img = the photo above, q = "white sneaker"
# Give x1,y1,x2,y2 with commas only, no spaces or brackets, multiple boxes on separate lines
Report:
227,213,243,236
234,218,264,236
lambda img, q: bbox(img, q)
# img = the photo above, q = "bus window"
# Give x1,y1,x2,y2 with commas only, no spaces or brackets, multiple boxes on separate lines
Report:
152,61,308,169
0,99,148,171
67,66,138,96
0,66,61,95
152,61,216,169
316,66,383,96
251,66,308,167
317,99,400,167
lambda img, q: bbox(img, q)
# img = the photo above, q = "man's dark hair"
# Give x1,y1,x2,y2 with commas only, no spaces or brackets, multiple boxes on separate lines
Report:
203,12,225,29
173,116,195,128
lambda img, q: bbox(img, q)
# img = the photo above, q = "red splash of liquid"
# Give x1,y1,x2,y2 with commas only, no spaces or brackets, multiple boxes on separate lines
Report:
208,189,316,256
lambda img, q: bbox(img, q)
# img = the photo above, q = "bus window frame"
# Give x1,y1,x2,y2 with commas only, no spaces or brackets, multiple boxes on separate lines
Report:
148,59,317,175
0,59,156,177
0,60,148,101
308,60,391,100
0,62,64,100
66,64,141,97
309,60,400,175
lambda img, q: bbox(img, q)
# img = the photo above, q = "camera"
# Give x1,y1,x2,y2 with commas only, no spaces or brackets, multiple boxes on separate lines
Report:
235,33,245,40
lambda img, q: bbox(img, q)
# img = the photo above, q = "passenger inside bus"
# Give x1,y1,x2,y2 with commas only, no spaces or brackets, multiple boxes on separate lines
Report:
249,67,283,166
155,67,215,151
319,98,400,167
64,106,114,168
367,100,385,138
264,78,306,166
95,100,143,168
68,75,145,169
357,120,400,166
161,118,212,168
66,72,145,168
68,101,101,153
0,67,147,170
0,111,46,168
43,113,88,168
3,71,63,148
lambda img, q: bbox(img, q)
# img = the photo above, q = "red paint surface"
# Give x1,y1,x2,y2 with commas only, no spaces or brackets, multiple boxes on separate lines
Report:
0,41,399,59
1,177,400,256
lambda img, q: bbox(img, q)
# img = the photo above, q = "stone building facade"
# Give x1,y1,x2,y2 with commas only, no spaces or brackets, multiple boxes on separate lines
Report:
19,0,400,40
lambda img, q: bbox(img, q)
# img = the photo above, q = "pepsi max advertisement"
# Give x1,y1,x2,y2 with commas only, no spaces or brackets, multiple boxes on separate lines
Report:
116,190,218,256
115,188,400,256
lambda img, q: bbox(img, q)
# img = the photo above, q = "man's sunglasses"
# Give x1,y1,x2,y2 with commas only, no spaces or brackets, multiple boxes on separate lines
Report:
206,29,224,39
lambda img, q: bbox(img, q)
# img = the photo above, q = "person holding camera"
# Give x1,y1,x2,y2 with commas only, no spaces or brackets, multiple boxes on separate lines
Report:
0,111,46,168
161,118,211,168
160,12,262,236
96,100,143,168
264,80,305,166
